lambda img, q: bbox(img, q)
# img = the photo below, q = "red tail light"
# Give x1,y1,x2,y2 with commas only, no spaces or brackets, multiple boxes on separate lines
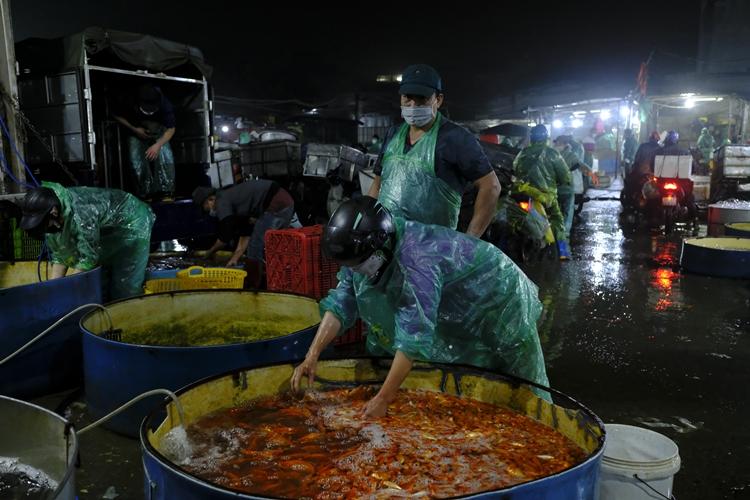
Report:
519,201,530,212
663,182,678,191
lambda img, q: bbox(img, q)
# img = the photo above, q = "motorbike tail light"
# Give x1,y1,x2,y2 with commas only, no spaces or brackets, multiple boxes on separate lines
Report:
663,182,678,191
519,201,530,212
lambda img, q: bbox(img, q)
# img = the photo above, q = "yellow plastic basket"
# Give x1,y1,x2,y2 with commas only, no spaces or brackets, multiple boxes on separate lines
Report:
143,278,183,295
175,266,247,289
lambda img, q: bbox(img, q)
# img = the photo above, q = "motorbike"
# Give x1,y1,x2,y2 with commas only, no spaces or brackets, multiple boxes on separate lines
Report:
621,172,696,234
485,182,557,263
460,141,557,263
642,176,695,234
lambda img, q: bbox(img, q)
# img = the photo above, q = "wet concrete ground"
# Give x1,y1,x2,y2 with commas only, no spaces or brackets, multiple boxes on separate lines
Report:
33,190,750,499
524,194,750,500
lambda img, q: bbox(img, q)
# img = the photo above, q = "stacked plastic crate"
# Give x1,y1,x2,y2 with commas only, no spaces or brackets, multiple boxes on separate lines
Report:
265,225,365,344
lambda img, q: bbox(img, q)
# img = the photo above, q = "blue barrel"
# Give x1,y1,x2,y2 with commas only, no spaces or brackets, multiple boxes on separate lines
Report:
725,222,750,238
679,237,750,279
141,359,605,500
0,261,102,398
80,290,321,437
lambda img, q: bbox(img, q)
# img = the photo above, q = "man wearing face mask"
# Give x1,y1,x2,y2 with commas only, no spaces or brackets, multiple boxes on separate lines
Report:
192,180,296,269
291,197,549,418
18,182,155,300
367,64,500,236
113,83,177,201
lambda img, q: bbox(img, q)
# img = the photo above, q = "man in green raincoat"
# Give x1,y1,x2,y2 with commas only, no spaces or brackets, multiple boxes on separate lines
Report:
19,182,155,300
367,64,500,236
697,127,715,169
514,125,573,259
291,197,549,417
554,135,591,235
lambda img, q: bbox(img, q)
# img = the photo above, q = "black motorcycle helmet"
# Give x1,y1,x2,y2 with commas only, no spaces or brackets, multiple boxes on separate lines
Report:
664,130,679,146
323,196,395,267
19,187,61,232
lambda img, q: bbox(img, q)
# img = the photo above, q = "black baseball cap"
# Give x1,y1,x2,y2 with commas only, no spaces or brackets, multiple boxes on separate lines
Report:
399,64,442,97
19,187,60,230
138,84,161,114
191,186,216,207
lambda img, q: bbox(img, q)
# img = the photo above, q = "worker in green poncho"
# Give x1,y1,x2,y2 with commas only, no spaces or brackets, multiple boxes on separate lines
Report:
113,83,177,201
513,125,572,259
291,197,549,418
554,135,591,235
18,182,155,300
367,64,500,236
697,127,715,170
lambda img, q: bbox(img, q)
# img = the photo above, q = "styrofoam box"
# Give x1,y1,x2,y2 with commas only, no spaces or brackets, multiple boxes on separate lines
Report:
654,155,692,179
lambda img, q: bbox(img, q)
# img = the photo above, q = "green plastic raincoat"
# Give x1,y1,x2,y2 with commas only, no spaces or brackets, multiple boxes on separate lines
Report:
43,182,155,300
513,143,572,243
697,128,715,162
127,124,175,198
320,218,549,392
378,113,462,229
557,147,580,235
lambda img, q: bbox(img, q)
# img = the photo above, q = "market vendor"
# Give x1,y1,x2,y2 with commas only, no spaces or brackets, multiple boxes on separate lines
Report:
291,197,549,417
367,64,500,236
18,182,154,300
192,180,295,268
113,83,177,201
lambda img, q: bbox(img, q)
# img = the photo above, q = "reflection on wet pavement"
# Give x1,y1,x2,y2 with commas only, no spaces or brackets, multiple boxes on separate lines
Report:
524,199,750,500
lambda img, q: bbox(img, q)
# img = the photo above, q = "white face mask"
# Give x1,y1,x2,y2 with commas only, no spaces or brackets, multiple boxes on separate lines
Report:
351,251,388,279
139,105,157,116
401,105,435,127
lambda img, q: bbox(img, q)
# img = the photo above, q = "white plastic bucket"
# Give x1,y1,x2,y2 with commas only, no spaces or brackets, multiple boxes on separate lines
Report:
598,424,681,500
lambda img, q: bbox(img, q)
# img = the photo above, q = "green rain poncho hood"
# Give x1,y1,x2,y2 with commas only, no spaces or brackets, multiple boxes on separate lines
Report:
43,182,155,299
320,218,549,391
513,142,572,194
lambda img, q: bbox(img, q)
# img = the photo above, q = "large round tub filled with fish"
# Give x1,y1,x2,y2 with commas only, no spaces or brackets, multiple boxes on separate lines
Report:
142,358,605,499
80,290,321,436
0,395,78,500
0,260,102,398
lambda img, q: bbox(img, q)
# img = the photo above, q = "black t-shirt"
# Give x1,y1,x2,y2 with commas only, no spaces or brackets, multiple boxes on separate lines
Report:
215,180,276,243
373,118,493,193
116,88,176,131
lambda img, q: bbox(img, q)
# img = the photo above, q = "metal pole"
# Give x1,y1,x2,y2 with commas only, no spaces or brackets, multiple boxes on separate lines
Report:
0,0,25,194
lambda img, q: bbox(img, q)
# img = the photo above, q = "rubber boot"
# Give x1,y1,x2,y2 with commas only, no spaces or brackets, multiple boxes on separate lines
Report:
557,241,571,261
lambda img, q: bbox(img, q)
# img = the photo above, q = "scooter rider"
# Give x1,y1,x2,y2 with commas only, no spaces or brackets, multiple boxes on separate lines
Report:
514,125,572,260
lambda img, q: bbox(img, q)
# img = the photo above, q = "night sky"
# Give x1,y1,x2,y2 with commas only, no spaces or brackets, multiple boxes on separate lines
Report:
12,0,702,118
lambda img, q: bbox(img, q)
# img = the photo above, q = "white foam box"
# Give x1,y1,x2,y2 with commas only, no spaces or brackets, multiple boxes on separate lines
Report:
654,155,692,178
717,145,750,159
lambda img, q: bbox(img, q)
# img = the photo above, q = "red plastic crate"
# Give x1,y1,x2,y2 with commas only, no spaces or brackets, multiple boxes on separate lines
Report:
265,225,341,300
265,225,366,345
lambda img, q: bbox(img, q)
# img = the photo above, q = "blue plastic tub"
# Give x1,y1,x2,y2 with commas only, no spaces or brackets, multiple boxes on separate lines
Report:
80,290,321,436
141,358,605,500
0,261,102,398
